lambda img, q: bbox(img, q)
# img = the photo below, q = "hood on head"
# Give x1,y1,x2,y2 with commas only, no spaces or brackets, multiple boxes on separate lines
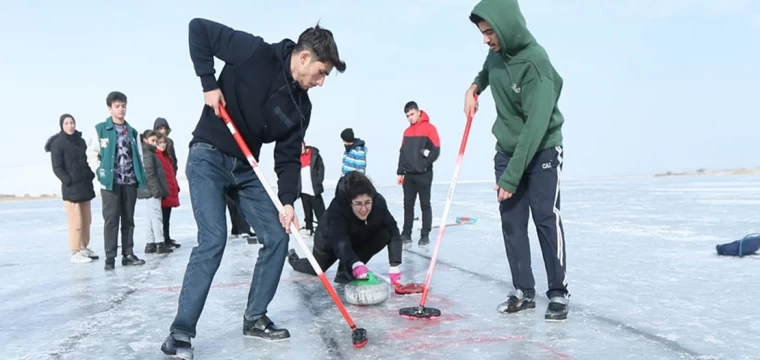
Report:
471,0,535,57
153,117,171,134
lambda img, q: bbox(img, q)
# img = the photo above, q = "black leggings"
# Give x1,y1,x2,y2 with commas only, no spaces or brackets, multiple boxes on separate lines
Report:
162,207,172,242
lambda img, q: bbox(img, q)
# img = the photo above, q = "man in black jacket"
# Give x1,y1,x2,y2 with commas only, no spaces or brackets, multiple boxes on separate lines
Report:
161,18,345,358
299,142,325,235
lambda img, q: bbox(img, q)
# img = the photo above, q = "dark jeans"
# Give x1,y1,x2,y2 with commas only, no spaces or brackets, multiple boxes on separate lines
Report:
300,193,325,231
169,142,290,338
101,183,138,259
162,207,172,242
494,146,568,299
226,195,253,236
402,171,433,237
290,229,391,279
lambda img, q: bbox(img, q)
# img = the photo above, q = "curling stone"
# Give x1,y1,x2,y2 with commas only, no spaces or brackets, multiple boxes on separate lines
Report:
344,272,390,306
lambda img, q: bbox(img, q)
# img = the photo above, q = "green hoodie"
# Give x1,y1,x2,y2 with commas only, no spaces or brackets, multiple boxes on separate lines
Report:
470,0,565,193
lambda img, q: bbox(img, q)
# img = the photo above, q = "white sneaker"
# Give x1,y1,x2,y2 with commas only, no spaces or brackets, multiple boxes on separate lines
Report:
71,250,94,264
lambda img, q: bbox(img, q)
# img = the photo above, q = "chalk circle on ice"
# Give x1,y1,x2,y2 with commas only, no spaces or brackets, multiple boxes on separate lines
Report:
344,272,390,306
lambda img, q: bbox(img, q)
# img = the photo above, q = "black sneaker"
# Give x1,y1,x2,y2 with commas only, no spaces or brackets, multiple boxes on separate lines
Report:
545,296,569,321
145,243,157,254
287,249,299,268
418,234,430,246
401,233,412,244
497,289,536,313
156,242,174,254
243,315,290,341
166,239,181,249
104,257,115,271
160,333,193,359
122,254,146,266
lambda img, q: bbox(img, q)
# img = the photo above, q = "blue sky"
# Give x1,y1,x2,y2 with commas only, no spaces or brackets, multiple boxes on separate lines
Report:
1,0,758,195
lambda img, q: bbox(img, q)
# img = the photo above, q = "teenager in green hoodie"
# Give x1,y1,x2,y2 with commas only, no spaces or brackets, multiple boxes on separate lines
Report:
465,0,569,321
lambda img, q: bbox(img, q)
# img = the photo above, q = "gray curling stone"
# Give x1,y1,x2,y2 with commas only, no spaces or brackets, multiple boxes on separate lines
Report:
344,272,390,306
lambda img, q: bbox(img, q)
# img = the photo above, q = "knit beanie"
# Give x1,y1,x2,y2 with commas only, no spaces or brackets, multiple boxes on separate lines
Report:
341,128,355,142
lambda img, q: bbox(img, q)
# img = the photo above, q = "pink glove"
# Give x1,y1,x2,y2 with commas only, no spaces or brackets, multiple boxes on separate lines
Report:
389,266,401,286
352,262,369,279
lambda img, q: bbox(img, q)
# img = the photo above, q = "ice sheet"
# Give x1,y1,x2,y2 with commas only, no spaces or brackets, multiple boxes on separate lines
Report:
2,174,759,359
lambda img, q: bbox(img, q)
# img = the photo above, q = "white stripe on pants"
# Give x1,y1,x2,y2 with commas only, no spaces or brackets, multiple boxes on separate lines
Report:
144,198,164,244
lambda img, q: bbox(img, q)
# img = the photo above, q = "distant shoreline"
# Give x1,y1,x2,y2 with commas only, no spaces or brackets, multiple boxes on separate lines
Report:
0,194,58,202
654,168,760,178
2,168,758,201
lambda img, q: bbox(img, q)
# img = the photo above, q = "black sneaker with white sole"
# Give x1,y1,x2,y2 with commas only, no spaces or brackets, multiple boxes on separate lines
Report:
160,333,193,359
497,289,536,313
545,296,569,321
243,315,290,341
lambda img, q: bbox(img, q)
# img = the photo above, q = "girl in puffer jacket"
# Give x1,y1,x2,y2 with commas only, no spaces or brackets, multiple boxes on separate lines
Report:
156,133,181,249
138,131,172,254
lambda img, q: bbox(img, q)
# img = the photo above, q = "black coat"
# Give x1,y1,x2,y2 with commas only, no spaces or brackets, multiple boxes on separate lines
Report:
298,146,325,196
45,131,96,203
187,18,311,206
313,192,403,267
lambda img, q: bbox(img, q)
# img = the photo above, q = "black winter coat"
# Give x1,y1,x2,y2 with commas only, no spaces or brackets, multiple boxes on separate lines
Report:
313,193,403,267
45,131,96,203
298,146,325,196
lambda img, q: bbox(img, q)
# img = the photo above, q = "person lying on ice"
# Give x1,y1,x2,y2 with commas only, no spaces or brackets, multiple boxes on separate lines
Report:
287,171,404,286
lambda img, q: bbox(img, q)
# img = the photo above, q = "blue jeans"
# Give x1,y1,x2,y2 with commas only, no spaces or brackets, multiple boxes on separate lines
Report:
169,142,290,338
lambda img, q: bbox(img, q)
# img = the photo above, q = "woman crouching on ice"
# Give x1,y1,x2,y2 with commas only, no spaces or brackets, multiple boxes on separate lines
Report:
287,171,403,286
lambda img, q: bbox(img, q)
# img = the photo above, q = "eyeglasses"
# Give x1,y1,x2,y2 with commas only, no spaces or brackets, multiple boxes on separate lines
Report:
351,201,372,210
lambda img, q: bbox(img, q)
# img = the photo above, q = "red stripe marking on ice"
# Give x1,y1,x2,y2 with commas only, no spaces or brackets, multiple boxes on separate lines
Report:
404,335,527,352
535,342,573,360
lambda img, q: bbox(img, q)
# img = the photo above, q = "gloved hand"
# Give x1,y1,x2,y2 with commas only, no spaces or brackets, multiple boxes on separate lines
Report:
352,262,369,280
389,266,401,286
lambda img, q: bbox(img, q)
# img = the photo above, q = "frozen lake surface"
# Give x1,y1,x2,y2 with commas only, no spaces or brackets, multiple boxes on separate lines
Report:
1,174,759,360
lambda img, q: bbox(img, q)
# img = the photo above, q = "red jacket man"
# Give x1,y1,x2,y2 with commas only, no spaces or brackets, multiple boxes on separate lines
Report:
396,101,440,245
